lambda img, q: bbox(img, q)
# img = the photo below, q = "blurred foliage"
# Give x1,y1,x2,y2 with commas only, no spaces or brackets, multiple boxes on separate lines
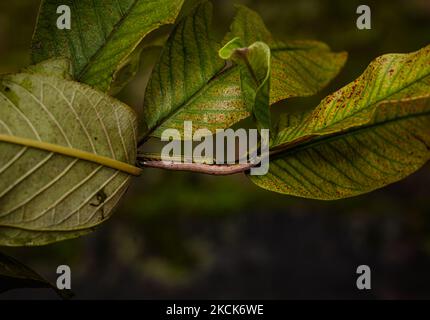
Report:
1,0,430,299
0,251,72,299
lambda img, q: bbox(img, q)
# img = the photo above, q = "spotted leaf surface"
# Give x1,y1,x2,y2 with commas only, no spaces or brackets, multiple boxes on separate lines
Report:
250,45,430,200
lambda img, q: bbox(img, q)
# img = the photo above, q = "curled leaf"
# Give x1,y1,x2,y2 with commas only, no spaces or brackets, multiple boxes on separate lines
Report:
219,38,272,131
250,45,430,200
141,2,345,139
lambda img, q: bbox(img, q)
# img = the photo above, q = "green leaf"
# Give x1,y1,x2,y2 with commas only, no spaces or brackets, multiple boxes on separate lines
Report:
31,0,184,92
0,59,139,246
141,2,345,140
141,1,237,139
219,38,271,130
0,251,73,299
224,5,348,105
250,45,430,200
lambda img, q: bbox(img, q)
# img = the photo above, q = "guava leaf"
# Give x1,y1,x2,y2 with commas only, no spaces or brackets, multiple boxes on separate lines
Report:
0,59,139,246
250,45,430,200
141,2,345,140
23,58,73,80
224,4,348,105
0,251,73,299
31,0,184,92
141,1,238,139
219,38,271,130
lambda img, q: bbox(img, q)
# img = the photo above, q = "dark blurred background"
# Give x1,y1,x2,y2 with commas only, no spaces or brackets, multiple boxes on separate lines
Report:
0,0,430,299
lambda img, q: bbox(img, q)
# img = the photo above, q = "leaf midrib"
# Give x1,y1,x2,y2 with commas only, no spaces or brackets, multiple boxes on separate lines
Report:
77,0,139,80
141,64,237,142
270,106,430,161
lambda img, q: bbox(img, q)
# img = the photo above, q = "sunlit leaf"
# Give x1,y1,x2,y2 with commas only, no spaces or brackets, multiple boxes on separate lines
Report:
224,4,348,105
250,45,430,200
219,38,271,130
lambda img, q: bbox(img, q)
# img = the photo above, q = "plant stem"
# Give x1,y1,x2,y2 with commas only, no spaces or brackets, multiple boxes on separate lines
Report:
137,155,255,175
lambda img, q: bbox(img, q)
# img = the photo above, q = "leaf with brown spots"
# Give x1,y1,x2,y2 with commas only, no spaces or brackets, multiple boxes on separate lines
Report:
0,59,139,246
250,44,430,200
219,38,272,131
224,5,347,105
141,2,346,140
